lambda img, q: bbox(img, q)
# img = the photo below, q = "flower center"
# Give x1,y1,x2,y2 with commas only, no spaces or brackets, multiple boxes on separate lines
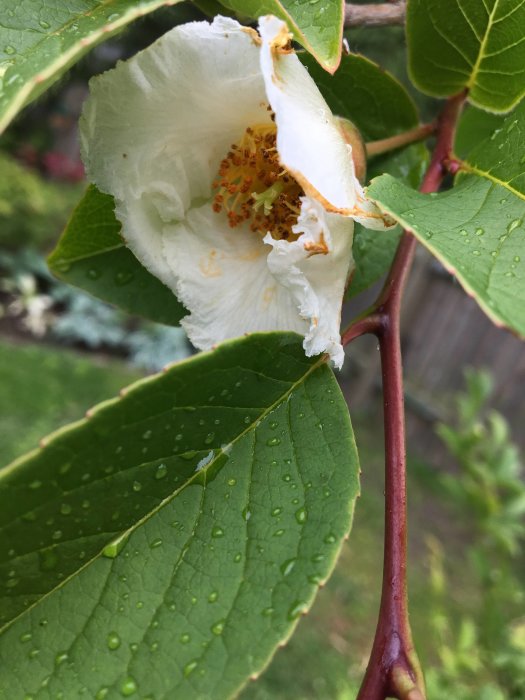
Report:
212,123,304,241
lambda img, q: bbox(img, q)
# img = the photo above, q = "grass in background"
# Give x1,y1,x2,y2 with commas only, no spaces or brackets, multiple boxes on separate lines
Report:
0,340,141,466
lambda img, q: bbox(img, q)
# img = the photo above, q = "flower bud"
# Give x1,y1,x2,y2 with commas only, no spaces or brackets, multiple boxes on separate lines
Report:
336,117,366,184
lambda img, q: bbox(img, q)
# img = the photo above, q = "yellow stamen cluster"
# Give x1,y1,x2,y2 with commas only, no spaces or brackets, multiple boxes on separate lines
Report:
212,122,304,241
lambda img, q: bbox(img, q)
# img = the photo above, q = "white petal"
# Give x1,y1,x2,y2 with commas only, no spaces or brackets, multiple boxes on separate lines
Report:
258,16,359,213
81,16,270,285
264,197,354,368
161,203,309,350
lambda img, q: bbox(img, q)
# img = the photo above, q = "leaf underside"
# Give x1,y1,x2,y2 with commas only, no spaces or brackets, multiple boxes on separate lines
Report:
48,185,187,326
0,332,359,699
407,0,525,112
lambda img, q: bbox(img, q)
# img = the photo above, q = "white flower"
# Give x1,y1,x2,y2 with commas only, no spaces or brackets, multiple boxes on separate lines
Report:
80,15,391,368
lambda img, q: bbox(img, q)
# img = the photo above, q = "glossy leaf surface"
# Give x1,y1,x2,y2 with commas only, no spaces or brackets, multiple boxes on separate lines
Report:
0,333,359,699
0,0,186,134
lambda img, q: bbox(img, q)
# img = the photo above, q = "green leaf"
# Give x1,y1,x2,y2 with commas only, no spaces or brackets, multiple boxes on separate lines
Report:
48,185,186,326
0,0,185,134
0,332,359,698
407,0,525,112
219,0,344,72
368,121,525,337
455,105,505,158
301,52,425,298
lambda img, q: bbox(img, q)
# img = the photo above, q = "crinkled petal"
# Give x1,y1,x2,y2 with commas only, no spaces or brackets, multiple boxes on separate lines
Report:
81,16,270,286
264,197,354,368
258,15,358,213
161,203,309,349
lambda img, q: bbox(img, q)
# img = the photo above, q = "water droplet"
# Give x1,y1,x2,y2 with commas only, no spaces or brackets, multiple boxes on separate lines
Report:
261,606,274,617
150,641,159,652
308,574,323,585
459,229,467,236
120,677,137,696
136,601,144,609
39,20,51,29
271,507,282,517
142,429,152,440
4,45,15,55
233,552,242,563
324,533,336,544
155,463,168,480
107,12,121,21
20,632,32,643
475,228,484,236
96,688,109,700
208,591,218,603
132,481,142,492
29,480,42,490
211,619,226,635
227,478,236,486
150,538,163,549
507,219,522,233
273,528,284,537
241,507,251,521
115,271,134,286
184,660,198,677
180,633,190,644
211,526,224,538
52,530,63,541
269,421,279,429
280,558,296,576
514,256,521,263
288,601,308,620
472,250,481,256
55,651,68,666
60,503,72,516
505,271,515,277
87,268,100,280
107,632,121,650
266,437,281,447
282,474,291,482
204,432,215,445
295,507,307,524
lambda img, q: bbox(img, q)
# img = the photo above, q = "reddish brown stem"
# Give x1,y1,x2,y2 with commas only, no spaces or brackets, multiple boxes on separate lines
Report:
344,2,406,27
343,91,466,700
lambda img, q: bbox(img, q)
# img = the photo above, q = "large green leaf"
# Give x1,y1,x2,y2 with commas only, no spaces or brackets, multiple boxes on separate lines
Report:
368,102,525,337
0,0,186,134
0,332,359,698
219,0,344,72
48,185,186,326
407,0,525,112
302,52,425,299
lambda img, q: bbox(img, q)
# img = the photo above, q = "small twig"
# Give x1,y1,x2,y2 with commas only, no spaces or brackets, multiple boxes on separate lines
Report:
344,2,406,28
365,123,436,159
342,90,467,700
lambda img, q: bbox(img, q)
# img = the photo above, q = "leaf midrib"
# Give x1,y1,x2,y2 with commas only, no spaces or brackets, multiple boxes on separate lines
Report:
467,0,500,90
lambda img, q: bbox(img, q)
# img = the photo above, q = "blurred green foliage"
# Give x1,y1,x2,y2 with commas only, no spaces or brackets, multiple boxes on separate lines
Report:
0,153,81,250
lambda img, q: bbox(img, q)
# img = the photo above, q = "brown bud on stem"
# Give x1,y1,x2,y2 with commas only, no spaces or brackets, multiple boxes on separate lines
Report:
335,116,367,184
